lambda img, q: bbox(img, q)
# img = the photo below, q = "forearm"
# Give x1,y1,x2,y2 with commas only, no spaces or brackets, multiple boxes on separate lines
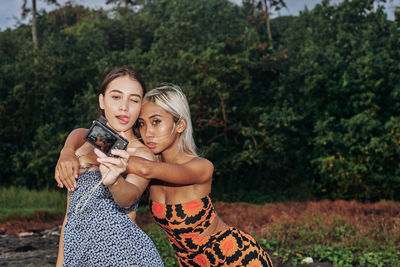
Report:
107,176,142,208
126,156,153,178
126,156,209,185
62,128,87,151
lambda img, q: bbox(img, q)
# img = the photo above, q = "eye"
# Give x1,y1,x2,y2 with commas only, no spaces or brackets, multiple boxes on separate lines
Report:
111,95,120,100
130,98,140,103
152,119,161,125
137,121,145,127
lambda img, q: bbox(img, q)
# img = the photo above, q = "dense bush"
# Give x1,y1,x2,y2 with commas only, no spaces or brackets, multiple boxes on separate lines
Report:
0,0,399,202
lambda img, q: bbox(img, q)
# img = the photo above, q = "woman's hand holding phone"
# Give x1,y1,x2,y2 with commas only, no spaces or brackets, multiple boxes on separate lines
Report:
94,148,129,186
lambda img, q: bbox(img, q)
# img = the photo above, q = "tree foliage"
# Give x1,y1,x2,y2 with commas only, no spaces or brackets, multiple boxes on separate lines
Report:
1,0,399,202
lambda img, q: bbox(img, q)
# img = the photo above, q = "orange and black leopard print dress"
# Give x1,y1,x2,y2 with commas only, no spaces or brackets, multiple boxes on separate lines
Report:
150,195,273,267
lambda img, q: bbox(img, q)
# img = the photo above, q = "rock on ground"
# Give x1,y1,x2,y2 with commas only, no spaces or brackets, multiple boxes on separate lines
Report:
0,226,61,267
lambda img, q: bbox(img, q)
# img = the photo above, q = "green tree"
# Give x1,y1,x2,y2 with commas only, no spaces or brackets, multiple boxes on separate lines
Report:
243,0,286,48
274,0,400,200
1,0,399,202
22,0,59,47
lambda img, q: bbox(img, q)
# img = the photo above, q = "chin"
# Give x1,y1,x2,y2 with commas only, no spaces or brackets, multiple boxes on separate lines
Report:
150,148,162,154
110,125,131,133
120,127,134,133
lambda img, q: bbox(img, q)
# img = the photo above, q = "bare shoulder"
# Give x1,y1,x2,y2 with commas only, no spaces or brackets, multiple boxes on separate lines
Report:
187,156,214,177
70,128,88,137
71,128,88,134
127,141,155,161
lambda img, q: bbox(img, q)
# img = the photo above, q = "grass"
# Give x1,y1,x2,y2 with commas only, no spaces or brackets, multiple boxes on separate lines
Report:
0,186,66,221
143,223,179,267
213,200,400,266
1,187,399,266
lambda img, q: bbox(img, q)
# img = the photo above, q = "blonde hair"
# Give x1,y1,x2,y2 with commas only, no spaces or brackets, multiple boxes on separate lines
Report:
143,85,197,156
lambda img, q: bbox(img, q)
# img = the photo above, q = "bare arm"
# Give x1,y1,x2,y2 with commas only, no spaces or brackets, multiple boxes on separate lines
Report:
55,128,88,191
95,148,154,208
56,192,69,267
62,128,87,151
107,149,154,208
125,156,214,185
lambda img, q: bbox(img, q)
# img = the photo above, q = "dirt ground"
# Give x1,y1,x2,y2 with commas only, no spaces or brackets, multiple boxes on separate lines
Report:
1,200,399,266
0,214,153,267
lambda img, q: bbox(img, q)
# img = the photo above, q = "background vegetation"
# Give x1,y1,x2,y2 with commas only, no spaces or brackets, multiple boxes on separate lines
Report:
1,0,400,203
2,190,399,266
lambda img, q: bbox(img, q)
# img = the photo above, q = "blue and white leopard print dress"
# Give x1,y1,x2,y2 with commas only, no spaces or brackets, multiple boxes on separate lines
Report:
63,170,163,266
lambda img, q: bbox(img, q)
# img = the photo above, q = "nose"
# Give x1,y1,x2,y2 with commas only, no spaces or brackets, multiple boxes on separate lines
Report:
144,124,154,139
139,124,150,140
119,99,128,111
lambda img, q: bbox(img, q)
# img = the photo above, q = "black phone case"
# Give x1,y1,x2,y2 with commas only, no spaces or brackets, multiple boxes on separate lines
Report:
84,117,129,157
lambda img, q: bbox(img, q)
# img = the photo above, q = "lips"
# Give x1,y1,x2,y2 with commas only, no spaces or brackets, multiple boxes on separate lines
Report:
116,115,130,124
145,142,156,149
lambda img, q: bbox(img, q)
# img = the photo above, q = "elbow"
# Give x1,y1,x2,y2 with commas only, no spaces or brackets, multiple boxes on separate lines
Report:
111,190,139,209
117,188,141,209
199,160,214,184
120,204,133,209
118,198,138,209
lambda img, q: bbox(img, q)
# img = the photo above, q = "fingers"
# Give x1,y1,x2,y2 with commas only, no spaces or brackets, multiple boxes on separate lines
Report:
97,156,121,166
72,160,79,179
95,148,128,160
54,150,80,191
97,150,129,164
54,167,63,188
94,148,107,158
100,162,115,171
64,162,76,186
60,163,75,191
111,149,129,160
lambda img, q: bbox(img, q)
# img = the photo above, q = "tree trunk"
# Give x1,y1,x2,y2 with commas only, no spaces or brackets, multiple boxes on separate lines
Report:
263,0,273,49
32,0,39,47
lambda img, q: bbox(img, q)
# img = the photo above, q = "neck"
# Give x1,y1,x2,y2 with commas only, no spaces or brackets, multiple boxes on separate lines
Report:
106,123,136,142
121,130,137,142
160,139,185,163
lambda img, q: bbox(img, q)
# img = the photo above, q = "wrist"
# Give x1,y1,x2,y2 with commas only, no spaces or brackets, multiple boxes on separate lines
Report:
108,175,121,188
61,147,75,155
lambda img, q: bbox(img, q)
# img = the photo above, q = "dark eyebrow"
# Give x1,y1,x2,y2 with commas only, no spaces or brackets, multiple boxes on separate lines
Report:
108,89,142,99
138,114,162,121
149,114,162,119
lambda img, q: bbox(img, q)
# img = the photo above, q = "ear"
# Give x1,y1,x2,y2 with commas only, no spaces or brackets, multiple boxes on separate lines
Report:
99,94,105,110
176,119,186,134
